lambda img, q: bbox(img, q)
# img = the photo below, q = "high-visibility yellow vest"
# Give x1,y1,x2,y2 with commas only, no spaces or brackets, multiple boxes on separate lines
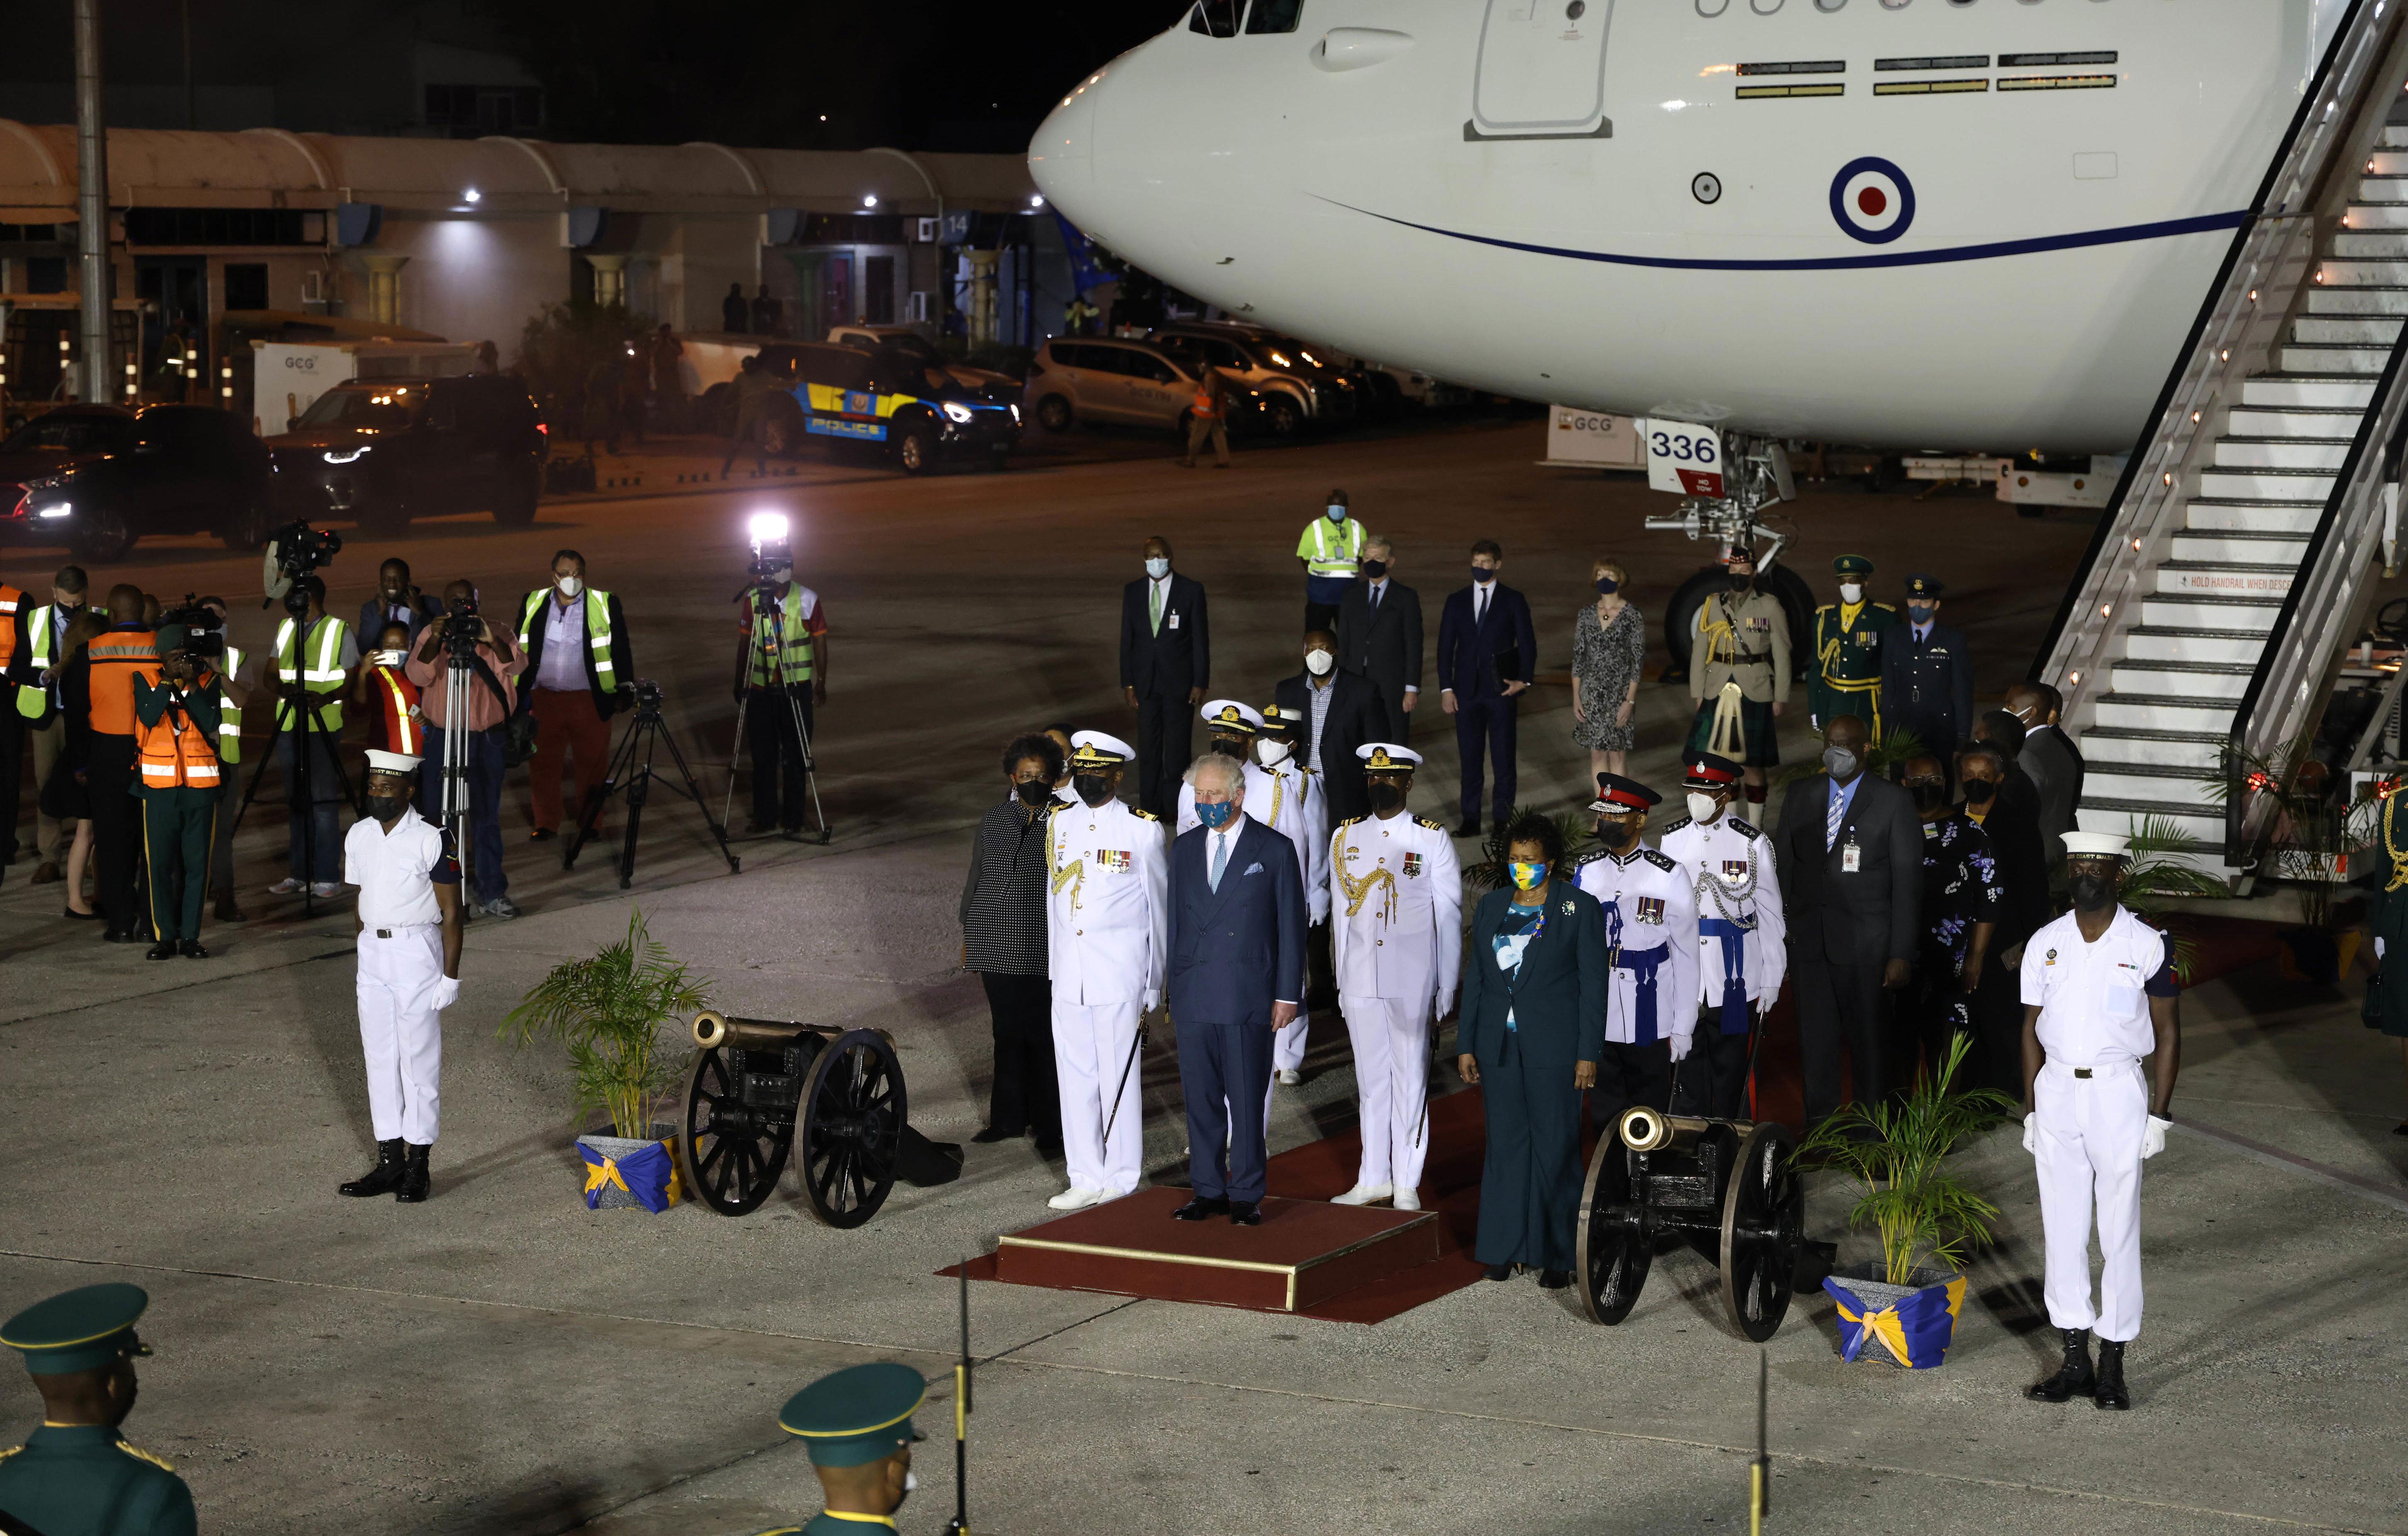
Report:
273,615,352,733
516,588,618,694
1296,516,1366,578
745,582,818,687
14,601,104,720
218,643,245,765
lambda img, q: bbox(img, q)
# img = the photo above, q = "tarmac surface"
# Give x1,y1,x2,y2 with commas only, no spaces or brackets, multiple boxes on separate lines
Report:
2,418,2403,1535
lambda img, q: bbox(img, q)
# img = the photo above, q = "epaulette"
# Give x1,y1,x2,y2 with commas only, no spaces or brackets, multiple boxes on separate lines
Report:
1571,846,1610,867
1414,816,1445,832
1813,603,1834,614
1129,807,1159,822
1659,815,1693,834
1726,815,1762,839
0,1445,21,1463
1874,602,1899,612
115,1441,175,1473
1337,814,1366,829
1641,848,1678,872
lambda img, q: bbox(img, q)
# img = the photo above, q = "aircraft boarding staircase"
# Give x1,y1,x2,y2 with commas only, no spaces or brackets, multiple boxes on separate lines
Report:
2038,0,2408,879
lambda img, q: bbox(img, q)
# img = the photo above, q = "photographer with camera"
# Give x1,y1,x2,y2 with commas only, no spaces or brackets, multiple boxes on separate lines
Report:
515,549,632,844
134,616,226,958
731,518,828,839
405,580,521,919
192,595,252,926
267,574,358,900
58,583,156,941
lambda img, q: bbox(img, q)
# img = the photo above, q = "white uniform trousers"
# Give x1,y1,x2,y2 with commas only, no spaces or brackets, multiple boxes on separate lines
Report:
1052,1000,1145,1196
1273,1002,1310,1073
1342,991,1434,1194
357,925,446,1145
2032,1059,2147,1342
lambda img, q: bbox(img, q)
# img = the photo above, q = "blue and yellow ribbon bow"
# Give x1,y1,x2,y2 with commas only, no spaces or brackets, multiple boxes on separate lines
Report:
576,1137,683,1213
1824,1273,1966,1369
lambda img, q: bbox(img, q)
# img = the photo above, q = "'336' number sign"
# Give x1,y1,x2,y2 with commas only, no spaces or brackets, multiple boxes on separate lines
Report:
1639,418,1726,499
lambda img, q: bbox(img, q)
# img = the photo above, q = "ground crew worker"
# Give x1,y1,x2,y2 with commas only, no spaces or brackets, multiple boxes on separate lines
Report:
1572,774,1701,1133
1329,744,1461,1212
132,630,222,960
58,584,155,942
722,353,780,477
2019,829,2180,1412
1064,293,1101,335
0,1283,196,1536
199,596,250,924
0,572,26,869
1687,546,1790,814
339,749,464,1205
1177,358,1231,471
517,549,634,842
1295,488,1367,633
1255,705,1329,1086
763,1361,923,1536
1808,554,1898,741
1658,753,1787,1119
17,566,97,885
1043,731,1167,1211
356,622,424,756
732,543,829,838
269,575,357,899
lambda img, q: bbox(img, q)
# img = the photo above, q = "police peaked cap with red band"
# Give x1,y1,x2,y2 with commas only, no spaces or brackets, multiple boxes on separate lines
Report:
1682,753,1743,789
1590,774,1661,814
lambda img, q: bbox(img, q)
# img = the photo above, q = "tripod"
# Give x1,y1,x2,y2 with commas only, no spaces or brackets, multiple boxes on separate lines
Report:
564,681,741,889
723,580,830,844
230,630,358,919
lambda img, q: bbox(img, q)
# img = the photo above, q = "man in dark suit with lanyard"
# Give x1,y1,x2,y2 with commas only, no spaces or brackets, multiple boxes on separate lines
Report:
1120,535,1210,819
1772,712,1923,1128
1437,540,1537,838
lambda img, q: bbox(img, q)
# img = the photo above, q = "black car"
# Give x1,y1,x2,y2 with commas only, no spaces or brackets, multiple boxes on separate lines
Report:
266,373,545,533
0,404,273,561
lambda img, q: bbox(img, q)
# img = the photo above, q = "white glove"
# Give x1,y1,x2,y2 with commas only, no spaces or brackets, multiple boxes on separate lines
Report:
432,975,461,1011
1669,1033,1693,1064
1141,992,1161,1016
2021,1113,2039,1154
2143,1114,2171,1160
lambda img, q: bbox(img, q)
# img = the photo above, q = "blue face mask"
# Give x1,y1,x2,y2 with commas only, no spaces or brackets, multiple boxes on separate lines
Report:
1472,566,1495,584
1145,557,1170,579
1595,577,1618,595
1908,603,1935,624
1195,799,1236,829
1325,505,1346,522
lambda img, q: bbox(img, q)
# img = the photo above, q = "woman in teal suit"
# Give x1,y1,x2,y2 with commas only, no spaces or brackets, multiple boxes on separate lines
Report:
1458,814,1611,1286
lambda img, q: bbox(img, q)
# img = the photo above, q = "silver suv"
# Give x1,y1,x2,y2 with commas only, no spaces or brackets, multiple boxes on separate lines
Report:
1023,338,1251,435
1153,323,1359,435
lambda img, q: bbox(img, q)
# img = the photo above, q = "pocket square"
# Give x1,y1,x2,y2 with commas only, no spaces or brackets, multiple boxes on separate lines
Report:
1243,861,1264,876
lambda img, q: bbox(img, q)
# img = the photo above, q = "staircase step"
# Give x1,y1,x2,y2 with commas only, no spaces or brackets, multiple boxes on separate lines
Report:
2073,802,2232,866
2278,342,2392,372
2293,315,2405,345
2240,374,2378,408
2081,727,2228,770
2341,202,2408,230
2383,125,2408,148
2304,284,2408,315
2356,178,2408,200
2092,692,2240,733
2152,560,2297,597
2110,659,2254,699
2138,592,2286,627
2225,404,2366,435
2211,435,2352,469
2124,627,2269,664
2371,149,2408,174
2333,229,2408,258
2197,466,2337,499
2085,762,2221,806
2182,497,2324,532
2316,258,2408,284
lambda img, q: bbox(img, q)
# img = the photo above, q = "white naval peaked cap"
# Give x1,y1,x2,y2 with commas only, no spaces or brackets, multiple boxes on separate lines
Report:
1199,698,1264,732
2060,831,2133,859
1068,730,1136,766
1356,742,1422,769
365,749,423,773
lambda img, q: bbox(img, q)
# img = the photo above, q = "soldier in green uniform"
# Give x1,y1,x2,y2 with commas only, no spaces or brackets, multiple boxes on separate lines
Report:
1806,553,1900,743
0,1283,196,1536
757,1361,925,1535
1686,544,1791,814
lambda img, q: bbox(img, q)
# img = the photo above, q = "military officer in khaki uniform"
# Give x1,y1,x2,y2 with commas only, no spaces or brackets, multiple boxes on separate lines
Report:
1686,544,1791,813
0,1283,196,1536
1807,553,1899,741
1329,744,1462,1211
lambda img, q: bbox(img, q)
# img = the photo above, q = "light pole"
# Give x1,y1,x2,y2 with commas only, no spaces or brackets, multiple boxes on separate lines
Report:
74,0,112,405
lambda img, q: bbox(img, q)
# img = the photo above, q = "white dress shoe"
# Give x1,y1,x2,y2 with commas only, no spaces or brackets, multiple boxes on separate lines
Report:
1331,1182,1393,1207
1393,1188,1422,1211
1276,1068,1302,1086
1047,1187,1105,1211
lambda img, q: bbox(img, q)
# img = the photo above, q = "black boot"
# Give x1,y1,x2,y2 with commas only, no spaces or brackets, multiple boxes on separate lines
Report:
394,1143,432,1203
2092,1339,2131,1410
2025,1327,2096,1402
340,1140,407,1198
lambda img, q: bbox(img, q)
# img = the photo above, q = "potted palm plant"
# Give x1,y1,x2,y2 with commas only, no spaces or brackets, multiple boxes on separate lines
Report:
1798,1034,2014,1369
502,909,713,1212
2207,740,2361,983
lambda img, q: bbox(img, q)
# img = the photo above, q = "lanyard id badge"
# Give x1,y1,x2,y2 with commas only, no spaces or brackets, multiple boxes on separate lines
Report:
1840,832,1861,874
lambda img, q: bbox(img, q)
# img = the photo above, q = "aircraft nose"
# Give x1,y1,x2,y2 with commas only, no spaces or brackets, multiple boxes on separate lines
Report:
1028,69,1104,209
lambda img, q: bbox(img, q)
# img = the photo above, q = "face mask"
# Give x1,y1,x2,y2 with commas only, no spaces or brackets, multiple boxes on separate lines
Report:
1014,779,1053,808
1907,781,1948,812
1509,860,1548,892
1838,582,1863,604
1145,556,1170,578
556,574,583,598
1728,573,1753,592
1195,799,1236,829
1471,566,1495,584
1685,791,1720,824
1368,780,1403,812
1325,505,1346,522
895,1470,915,1512
1597,815,1639,849
1258,739,1289,766
2069,873,2114,911
1304,649,1334,677
1908,603,1935,624
57,596,83,611
1596,578,1618,595
367,793,410,824
1961,778,1998,805
1075,774,1113,807
771,566,794,586
1361,559,1388,579
1209,735,1249,759
1823,746,1859,780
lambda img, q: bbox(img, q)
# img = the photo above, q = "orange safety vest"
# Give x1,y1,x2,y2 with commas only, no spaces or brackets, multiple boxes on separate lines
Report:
1190,372,1221,420
86,628,159,736
134,664,221,788
369,664,424,756
0,584,21,673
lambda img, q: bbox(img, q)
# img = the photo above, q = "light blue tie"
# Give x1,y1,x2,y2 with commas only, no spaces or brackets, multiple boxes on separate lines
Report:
1827,783,1845,851
1209,830,1228,892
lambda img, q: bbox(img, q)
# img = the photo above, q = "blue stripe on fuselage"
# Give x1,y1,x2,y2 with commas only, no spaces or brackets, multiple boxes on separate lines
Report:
1320,199,2249,271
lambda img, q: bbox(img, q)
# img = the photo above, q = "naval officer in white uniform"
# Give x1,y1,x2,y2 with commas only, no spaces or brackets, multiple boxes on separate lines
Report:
1044,731,1169,1210
1253,703,1328,1085
1176,699,1272,834
337,749,464,1205
1572,774,1700,1132
2019,829,2180,1412
1328,744,1461,1210
1657,752,1787,1118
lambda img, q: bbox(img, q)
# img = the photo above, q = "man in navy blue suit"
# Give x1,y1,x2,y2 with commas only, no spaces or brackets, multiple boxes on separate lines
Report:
1437,539,1538,838
1165,753,1309,1225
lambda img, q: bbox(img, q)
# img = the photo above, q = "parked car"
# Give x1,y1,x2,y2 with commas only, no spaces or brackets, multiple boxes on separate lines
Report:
264,373,545,533
1153,323,1361,434
706,340,1019,473
1021,338,1259,436
0,404,272,561
827,325,1021,403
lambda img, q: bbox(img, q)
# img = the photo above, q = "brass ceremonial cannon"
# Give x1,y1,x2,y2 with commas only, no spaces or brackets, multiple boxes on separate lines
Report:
676,1011,960,1227
1574,1105,1805,1342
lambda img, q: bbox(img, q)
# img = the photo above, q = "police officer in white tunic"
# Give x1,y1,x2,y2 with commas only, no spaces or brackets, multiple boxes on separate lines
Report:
2019,829,2180,1412
338,750,464,1205
1254,704,1329,1086
1329,744,1461,1211
1044,732,1168,1211
1571,775,1701,1132
1658,752,1787,1119
1176,699,1272,834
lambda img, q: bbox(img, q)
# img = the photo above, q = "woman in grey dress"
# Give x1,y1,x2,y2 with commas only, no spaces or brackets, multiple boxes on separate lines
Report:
1571,558,1646,778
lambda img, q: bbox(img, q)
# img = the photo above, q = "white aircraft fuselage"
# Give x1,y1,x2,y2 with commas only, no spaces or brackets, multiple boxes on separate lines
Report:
1032,0,2330,452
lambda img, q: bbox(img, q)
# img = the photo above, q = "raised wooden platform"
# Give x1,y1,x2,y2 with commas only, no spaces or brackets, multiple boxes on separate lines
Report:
993,1187,1441,1312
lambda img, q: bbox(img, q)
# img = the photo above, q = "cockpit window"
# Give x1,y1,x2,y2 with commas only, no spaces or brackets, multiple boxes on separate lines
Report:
1189,0,1239,37
1246,0,1304,32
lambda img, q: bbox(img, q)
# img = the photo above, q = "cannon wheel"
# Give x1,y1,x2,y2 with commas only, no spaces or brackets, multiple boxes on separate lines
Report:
678,1045,792,1216
1720,1122,1806,1343
796,1029,907,1229
1575,1136,1652,1325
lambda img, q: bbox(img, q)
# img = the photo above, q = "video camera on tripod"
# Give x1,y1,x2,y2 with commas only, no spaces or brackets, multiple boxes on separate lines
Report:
259,520,343,616
235,519,355,915
157,595,227,664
